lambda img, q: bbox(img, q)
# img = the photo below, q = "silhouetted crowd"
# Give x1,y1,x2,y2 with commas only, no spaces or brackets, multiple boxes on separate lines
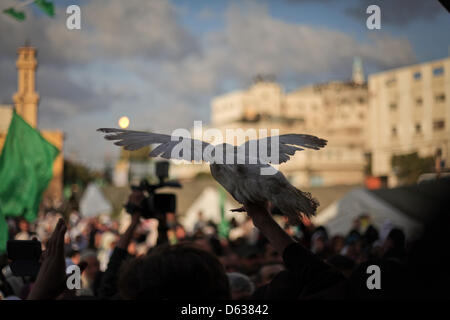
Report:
1,189,449,300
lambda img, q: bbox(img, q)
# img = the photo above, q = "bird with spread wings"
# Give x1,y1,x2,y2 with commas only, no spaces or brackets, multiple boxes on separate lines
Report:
98,128,327,224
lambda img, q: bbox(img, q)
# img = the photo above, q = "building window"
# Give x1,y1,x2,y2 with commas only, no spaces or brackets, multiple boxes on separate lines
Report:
415,123,422,134
413,71,422,81
415,97,423,106
309,175,324,187
435,93,445,103
433,66,444,77
433,120,445,131
385,78,396,87
358,97,366,104
389,102,397,111
391,126,397,136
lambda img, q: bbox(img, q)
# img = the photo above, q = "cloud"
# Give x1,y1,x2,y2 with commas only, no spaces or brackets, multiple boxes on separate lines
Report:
197,7,216,21
0,0,418,167
0,0,198,64
163,2,416,86
0,59,16,104
0,0,197,146
359,34,416,68
137,2,416,101
36,65,115,120
346,0,445,26
284,0,336,3
285,0,446,26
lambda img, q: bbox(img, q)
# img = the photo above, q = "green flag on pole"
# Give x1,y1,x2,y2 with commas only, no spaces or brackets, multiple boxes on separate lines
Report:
0,111,59,252
3,7,26,21
217,187,230,239
34,0,54,17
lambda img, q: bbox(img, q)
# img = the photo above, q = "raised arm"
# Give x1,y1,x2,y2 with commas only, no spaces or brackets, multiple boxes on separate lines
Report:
27,219,67,300
244,202,295,254
244,202,345,299
97,190,143,299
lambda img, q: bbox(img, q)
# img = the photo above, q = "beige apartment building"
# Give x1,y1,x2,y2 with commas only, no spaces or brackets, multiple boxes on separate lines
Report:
284,81,369,186
172,62,370,188
369,57,450,186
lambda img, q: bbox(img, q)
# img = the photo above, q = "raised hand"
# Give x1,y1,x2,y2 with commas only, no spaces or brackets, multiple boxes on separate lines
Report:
244,202,295,255
28,218,67,300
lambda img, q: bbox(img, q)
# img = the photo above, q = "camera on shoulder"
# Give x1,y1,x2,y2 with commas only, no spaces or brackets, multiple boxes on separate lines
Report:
124,161,181,219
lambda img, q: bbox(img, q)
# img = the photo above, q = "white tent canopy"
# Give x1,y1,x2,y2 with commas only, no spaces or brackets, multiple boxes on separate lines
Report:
181,187,246,232
79,183,113,217
312,188,422,240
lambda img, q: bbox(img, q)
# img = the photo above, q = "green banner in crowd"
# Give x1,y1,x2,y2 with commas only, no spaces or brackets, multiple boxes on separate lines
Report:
0,111,59,253
218,187,230,239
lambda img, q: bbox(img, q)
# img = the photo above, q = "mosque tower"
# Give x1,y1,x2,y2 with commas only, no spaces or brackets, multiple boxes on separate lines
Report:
352,57,365,85
13,46,40,128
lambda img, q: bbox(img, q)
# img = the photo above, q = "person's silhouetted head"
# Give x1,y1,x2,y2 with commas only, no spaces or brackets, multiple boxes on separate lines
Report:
227,272,255,300
382,228,406,260
327,255,356,278
118,243,230,299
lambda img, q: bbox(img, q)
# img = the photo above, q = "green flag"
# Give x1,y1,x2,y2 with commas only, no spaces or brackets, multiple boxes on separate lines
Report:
217,187,230,239
3,7,26,21
34,0,54,17
0,111,59,252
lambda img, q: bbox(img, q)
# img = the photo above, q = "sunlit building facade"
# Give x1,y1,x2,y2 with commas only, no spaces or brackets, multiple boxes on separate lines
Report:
369,57,450,186
173,64,370,188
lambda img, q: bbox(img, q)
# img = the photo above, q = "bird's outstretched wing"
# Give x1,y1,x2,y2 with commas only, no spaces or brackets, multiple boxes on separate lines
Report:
97,128,213,162
238,134,327,164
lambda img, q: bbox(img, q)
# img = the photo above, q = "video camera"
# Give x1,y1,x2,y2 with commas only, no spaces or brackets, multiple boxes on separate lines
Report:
125,161,181,219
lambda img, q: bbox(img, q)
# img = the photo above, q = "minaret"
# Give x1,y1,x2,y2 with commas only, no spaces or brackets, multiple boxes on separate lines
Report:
352,57,364,85
13,46,39,128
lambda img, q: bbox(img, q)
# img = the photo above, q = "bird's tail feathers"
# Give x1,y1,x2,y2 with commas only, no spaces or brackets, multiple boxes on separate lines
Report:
272,185,319,225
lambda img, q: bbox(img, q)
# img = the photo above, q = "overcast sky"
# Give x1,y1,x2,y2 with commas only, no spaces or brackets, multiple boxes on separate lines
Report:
0,0,449,168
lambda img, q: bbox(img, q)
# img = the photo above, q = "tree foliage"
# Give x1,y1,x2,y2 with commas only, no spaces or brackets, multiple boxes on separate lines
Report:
120,146,151,162
391,152,434,185
63,159,102,186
